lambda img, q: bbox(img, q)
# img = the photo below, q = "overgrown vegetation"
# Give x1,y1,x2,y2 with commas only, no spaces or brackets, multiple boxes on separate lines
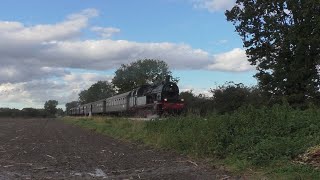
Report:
44,100,59,116
0,107,62,118
226,0,320,107
78,81,115,104
64,105,320,178
65,117,145,141
180,82,269,116
145,105,320,167
0,100,63,118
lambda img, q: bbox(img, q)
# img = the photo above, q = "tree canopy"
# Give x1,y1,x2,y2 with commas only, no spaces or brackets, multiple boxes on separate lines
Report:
211,82,266,113
65,101,80,113
226,0,320,106
0,108,48,118
112,59,178,93
44,100,58,115
79,81,115,104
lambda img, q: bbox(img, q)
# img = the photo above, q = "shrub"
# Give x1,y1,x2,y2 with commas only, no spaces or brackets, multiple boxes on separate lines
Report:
145,105,320,165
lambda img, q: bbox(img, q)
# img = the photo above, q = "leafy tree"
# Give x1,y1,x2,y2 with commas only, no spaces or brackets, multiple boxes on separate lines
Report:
0,108,21,117
226,0,320,106
211,82,265,113
79,81,115,104
112,59,178,93
180,91,214,116
180,91,197,106
56,108,64,116
0,108,49,117
22,108,40,117
44,100,58,115
65,101,80,113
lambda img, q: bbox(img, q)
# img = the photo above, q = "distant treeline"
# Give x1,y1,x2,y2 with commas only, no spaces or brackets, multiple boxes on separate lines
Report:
180,82,320,117
0,107,64,118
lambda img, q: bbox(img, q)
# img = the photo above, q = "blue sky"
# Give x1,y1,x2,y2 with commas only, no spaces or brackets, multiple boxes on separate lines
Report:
0,0,257,109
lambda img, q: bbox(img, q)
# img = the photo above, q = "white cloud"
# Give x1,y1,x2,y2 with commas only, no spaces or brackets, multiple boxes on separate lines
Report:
192,0,236,12
208,48,253,72
40,40,212,70
0,9,98,83
0,8,252,84
0,72,113,109
91,26,120,38
180,85,212,97
0,65,69,83
0,8,254,108
0,8,98,43
218,39,228,44
0,21,23,31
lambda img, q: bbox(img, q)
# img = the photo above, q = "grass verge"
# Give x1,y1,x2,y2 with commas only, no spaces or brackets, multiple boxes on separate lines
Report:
63,105,320,179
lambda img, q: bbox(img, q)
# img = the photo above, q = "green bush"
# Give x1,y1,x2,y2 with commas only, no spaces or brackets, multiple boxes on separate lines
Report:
65,105,320,172
180,82,269,116
145,105,320,165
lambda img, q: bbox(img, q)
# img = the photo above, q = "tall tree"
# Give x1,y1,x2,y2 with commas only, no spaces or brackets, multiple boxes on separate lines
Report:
44,100,58,115
112,59,178,93
65,101,80,113
226,0,320,106
79,81,115,104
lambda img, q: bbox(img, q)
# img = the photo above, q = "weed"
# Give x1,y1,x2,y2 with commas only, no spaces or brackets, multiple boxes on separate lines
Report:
63,105,320,178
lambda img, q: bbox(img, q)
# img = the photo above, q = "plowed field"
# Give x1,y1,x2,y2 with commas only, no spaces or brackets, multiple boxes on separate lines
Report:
0,118,236,179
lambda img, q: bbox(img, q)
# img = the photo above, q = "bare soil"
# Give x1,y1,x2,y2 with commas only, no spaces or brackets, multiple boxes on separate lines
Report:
0,118,238,179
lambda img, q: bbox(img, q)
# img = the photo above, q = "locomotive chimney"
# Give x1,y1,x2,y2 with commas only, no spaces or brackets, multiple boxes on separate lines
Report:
165,75,171,83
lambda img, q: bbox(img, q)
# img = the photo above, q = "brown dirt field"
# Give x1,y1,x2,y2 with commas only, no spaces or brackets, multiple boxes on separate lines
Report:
0,118,239,179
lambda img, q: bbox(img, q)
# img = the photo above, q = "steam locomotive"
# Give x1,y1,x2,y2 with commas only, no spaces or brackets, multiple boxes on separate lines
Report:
69,77,184,117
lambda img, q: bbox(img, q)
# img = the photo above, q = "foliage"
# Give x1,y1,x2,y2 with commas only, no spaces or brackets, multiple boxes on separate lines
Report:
0,105,63,118
143,105,320,166
225,0,320,106
65,101,80,113
66,106,320,178
211,82,267,114
0,108,20,117
63,117,146,141
56,108,64,116
79,81,115,104
180,82,268,116
0,108,48,118
112,59,178,93
22,108,46,117
44,100,58,116
180,90,214,116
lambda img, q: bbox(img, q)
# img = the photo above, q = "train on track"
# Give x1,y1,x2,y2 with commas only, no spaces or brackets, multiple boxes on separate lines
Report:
69,77,184,117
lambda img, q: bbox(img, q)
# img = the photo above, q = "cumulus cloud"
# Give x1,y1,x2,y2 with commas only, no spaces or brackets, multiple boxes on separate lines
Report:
0,72,113,109
91,26,120,38
0,8,251,84
180,85,212,97
0,8,254,108
0,66,70,83
39,40,212,70
192,0,236,12
0,8,98,43
0,8,99,83
208,48,253,72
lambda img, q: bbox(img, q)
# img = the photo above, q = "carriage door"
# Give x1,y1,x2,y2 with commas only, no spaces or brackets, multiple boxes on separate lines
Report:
134,90,138,106
103,100,106,114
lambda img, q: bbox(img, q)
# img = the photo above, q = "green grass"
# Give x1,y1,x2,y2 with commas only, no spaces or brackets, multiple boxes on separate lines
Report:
63,117,147,142
63,105,320,179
